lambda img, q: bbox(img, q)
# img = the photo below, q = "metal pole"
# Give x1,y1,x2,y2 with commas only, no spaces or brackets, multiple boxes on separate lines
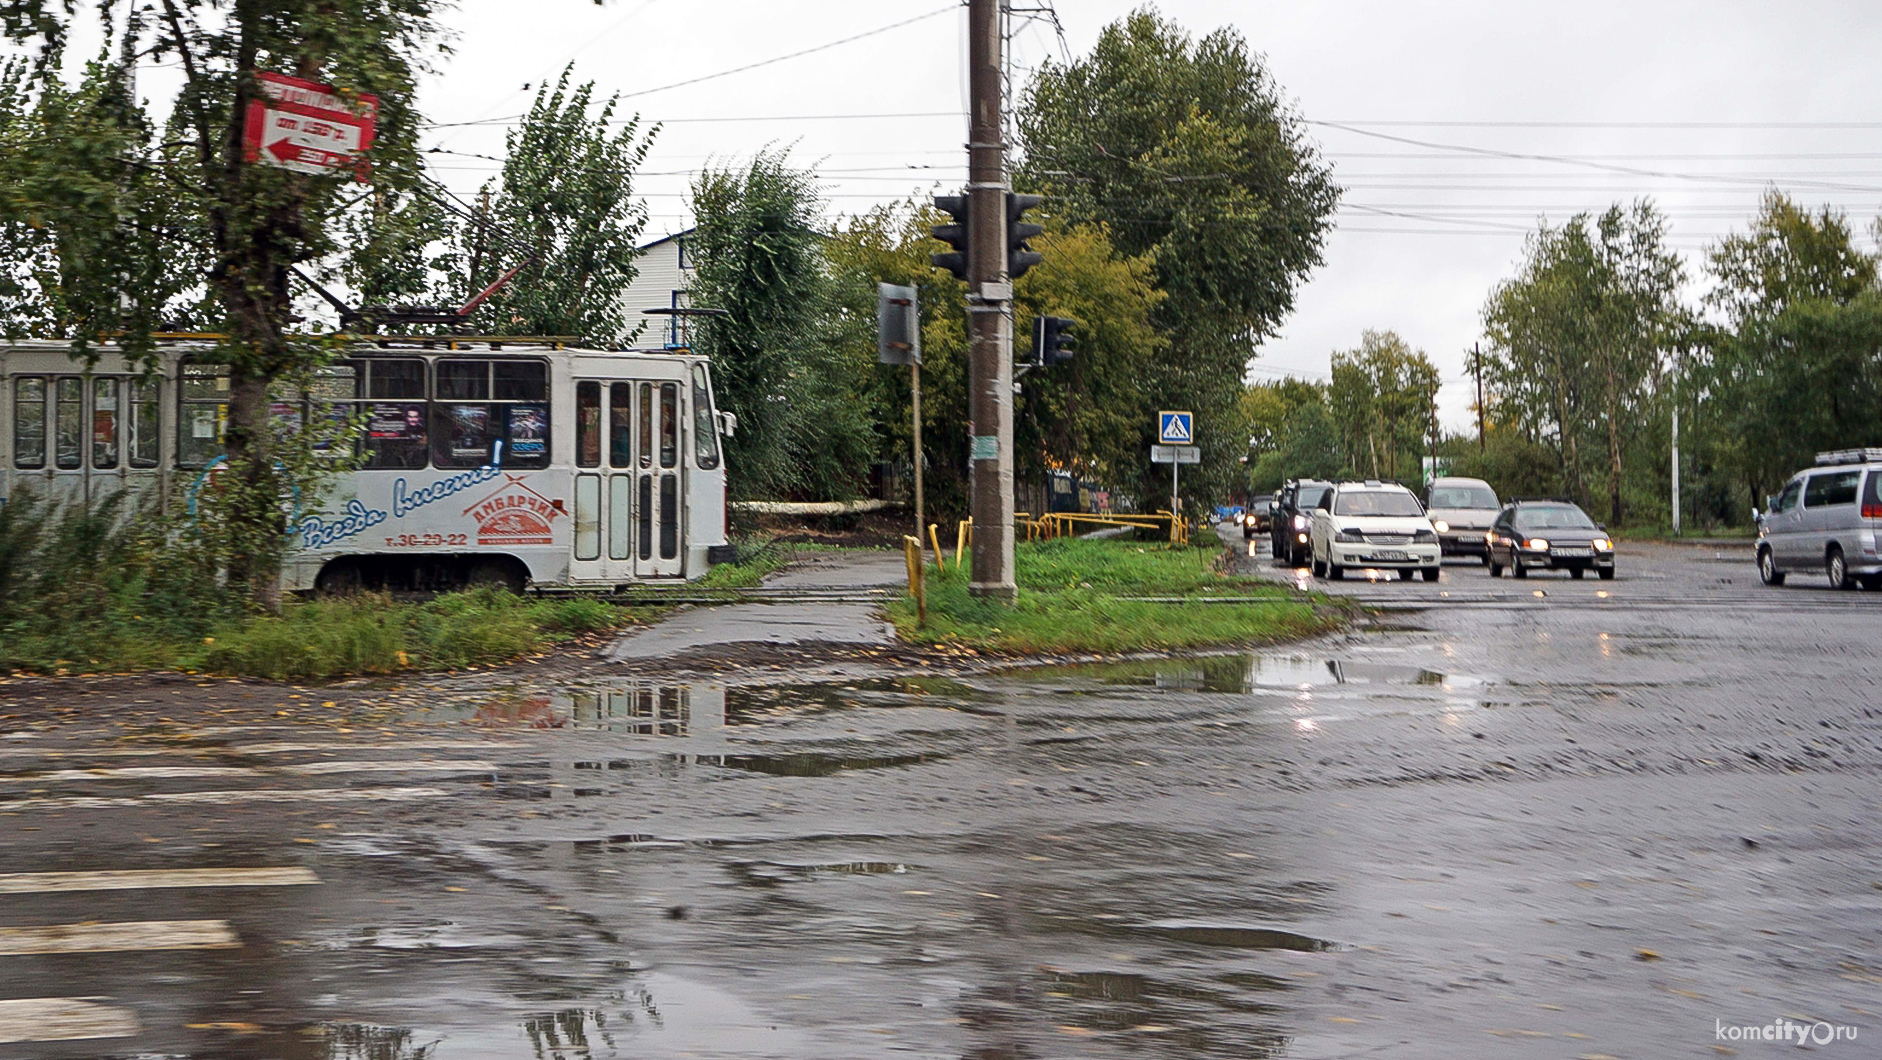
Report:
1472,342,1485,452
911,361,924,543
967,0,1015,600
1671,403,1681,537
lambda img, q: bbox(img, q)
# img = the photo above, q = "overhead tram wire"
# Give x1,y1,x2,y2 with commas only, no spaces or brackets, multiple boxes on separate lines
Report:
1308,121,1882,194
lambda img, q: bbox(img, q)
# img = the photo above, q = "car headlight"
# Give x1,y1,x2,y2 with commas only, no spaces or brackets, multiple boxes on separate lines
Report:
1592,537,1612,551
1293,514,1309,529
1523,538,1549,551
1432,520,1449,533
1334,528,1364,543
1413,529,1436,543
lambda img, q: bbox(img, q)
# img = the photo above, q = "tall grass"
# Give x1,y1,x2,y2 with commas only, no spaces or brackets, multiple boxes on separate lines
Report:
887,536,1336,653
0,495,632,678
0,493,238,672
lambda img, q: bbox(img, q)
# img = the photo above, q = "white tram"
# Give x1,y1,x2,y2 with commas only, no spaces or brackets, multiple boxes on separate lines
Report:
0,337,732,591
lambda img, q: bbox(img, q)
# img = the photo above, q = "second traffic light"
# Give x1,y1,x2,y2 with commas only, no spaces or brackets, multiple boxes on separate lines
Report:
1033,315,1076,367
1007,193,1043,279
930,191,1047,282
930,194,970,280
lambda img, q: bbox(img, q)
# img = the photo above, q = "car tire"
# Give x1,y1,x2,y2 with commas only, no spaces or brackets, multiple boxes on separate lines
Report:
1328,563,1344,580
1480,551,1492,567
1758,547,1785,586
1488,560,1503,577
1312,557,1326,577
1399,568,1415,581
1512,559,1527,578
1828,546,1855,590
1422,568,1440,582
1861,574,1882,591
1597,567,1615,580
1570,567,1585,580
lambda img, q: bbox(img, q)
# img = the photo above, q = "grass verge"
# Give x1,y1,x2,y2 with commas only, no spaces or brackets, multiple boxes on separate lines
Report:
885,536,1338,653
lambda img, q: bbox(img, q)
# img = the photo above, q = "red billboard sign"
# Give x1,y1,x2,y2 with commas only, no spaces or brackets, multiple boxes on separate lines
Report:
241,71,379,181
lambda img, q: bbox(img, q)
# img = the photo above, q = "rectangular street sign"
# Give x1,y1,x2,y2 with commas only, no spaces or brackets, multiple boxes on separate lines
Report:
1158,410,1193,445
1151,444,1199,464
242,71,378,181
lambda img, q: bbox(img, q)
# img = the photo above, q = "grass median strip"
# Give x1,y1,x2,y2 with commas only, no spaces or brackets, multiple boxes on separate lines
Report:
887,536,1338,653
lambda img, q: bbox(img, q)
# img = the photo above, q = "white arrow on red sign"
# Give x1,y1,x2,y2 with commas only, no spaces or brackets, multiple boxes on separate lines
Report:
242,71,378,181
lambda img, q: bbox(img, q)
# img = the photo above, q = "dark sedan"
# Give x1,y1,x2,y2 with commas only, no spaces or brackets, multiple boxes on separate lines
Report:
1486,500,1616,579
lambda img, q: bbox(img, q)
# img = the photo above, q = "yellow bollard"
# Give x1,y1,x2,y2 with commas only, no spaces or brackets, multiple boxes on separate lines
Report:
929,523,943,568
956,516,971,567
902,535,925,626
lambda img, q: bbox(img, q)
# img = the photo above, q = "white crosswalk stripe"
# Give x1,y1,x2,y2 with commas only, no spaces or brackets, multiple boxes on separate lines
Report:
0,739,517,761
0,866,319,894
2,759,501,783
1,784,453,811
0,998,140,1043
0,919,240,956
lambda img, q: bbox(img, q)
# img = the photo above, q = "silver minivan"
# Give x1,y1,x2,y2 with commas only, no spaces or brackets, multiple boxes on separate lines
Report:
1756,449,1882,590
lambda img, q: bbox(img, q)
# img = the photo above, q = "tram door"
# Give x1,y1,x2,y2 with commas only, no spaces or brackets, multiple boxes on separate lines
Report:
572,379,684,580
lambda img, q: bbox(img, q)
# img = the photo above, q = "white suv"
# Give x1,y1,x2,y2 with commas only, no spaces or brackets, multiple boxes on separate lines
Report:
1310,481,1442,581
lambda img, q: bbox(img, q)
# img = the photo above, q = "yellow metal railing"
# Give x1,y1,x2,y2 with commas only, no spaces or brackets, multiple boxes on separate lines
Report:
1026,510,1190,544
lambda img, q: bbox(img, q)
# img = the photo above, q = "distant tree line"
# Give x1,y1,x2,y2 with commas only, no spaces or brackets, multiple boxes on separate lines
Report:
1242,191,1882,531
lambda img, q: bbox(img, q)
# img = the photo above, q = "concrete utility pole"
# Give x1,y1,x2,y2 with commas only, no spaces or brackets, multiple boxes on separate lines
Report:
1471,342,1485,452
966,0,1016,600
1671,403,1682,537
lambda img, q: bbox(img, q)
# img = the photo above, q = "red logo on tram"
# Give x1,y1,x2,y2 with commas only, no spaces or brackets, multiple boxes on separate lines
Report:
463,476,562,546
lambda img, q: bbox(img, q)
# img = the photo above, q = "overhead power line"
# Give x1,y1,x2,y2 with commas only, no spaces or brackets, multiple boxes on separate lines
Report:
1309,121,1882,194
1315,119,1882,129
612,4,958,102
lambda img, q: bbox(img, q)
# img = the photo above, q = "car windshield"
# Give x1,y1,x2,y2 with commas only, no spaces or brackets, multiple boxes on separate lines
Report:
1297,485,1330,509
1513,506,1597,531
1429,486,1499,509
1334,490,1423,517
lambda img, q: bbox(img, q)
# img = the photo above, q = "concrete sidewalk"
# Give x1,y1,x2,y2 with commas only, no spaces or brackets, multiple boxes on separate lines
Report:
606,550,907,661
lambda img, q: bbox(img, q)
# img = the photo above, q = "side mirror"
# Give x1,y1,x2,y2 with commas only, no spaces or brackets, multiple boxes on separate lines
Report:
1750,506,1761,522
717,410,738,438
1764,495,1776,512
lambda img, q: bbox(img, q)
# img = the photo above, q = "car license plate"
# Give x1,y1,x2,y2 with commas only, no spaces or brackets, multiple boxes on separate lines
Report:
1372,550,1409,561
1553,547,1591,557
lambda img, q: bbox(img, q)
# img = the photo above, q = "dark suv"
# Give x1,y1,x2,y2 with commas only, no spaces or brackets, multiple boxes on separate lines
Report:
1485,499,1616,579
1270,479,1332,567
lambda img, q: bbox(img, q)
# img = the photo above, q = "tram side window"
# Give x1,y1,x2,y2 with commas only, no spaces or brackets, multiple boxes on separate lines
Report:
432,358,549,469
55,377,82,469
347,359,428,470
92,378,119,469
659,382,678,469
12,377,46,469
177,364,228,468
691,364,719,470
576,381,601,468
128,378,159,468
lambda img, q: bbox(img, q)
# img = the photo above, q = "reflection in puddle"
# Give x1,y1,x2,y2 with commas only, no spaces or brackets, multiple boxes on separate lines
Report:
1141,922,1337,951
712,751,946,777
1059,653,1488,694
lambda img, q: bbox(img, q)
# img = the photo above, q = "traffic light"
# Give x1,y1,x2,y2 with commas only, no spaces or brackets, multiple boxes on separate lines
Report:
1034,315,1075,367
1007,192,1043,279
930,194,969,280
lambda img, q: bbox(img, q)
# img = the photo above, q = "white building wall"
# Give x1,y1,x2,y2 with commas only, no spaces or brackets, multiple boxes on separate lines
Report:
619,232,693,348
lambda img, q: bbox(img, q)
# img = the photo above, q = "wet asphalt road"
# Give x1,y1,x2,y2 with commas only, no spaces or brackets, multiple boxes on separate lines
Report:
1,530,1879,1059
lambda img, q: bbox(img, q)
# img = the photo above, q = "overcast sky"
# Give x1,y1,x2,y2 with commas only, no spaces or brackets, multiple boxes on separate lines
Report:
27,1,1882,429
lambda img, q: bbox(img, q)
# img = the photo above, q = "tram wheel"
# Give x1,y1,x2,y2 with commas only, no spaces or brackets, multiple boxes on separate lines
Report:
314,559,364,596
466,557,526,594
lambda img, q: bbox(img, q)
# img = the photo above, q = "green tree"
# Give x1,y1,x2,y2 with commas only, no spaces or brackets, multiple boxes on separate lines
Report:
1013,223,1165,502
1242,379,1343,491
1017,6,1340,502
460,67,654,343
1482,203,1686,524
688,150,874,501
1327,330,1439,483
1699,192,1882,509
2,0,443,608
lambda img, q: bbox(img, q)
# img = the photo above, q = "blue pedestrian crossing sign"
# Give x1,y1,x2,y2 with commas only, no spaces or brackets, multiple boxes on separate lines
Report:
1158,410,1194,445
